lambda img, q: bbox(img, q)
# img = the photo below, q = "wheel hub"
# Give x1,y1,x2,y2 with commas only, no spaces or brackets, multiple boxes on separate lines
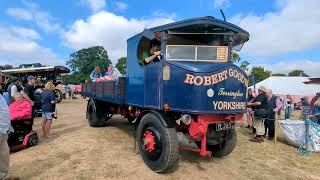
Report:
143,131,156,152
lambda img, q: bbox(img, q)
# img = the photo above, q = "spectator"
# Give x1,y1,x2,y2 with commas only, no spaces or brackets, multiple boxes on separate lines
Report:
105,66,114,76
41,82,56,137
277,98,283,117
9,93,32,120
90,66,102,82
0,93,11,179
284,95,294,119
300,97,311,120
7,78,20,103
310,93,320,113
23,76,36,106
246,88,255,129
247,86,268,143
0,70,5,93
265,89,282,140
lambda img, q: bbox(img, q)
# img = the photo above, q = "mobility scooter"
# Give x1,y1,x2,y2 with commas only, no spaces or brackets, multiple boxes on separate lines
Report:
8,112,39,152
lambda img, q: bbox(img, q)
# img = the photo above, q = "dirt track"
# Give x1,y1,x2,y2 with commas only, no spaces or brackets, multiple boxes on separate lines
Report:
9,99,320,180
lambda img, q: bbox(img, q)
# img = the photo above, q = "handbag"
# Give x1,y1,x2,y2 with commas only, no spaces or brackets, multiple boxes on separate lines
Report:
254,109,266,118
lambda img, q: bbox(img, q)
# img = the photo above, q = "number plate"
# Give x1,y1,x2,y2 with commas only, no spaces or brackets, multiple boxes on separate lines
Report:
216,122,235,131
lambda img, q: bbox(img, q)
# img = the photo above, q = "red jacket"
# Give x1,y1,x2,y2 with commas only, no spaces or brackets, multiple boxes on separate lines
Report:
9,100,32,120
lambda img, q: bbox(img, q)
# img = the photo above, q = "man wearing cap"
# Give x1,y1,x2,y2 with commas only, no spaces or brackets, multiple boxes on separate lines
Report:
247,86,268,143
265,89,282,140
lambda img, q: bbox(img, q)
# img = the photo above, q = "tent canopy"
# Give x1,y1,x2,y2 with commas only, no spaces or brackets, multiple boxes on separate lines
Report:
250,77,319,96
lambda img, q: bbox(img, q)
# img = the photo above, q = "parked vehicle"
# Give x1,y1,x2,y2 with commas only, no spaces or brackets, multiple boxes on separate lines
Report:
82,16,250,173
2,64,70,114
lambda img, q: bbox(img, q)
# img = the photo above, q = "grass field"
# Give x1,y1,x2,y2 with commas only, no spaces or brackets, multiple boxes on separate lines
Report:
8,99,320,180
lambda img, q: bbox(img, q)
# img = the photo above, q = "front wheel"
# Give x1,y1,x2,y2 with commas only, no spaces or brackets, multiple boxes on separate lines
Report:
136,113,178,173
207,128,237,158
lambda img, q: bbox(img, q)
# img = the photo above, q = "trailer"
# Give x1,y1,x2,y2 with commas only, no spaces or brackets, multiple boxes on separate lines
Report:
82,16,250,173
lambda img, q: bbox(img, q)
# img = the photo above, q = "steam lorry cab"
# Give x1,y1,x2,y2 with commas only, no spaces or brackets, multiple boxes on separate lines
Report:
82,16,250,173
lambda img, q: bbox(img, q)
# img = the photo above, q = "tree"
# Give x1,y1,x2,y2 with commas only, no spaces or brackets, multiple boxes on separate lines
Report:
232,52,240,61
115,57,127,75
272,73,286,76
248,66,271,86
240,61,250,72
0,64,14,70
288,70,309,77
66,46,112,75
61,72,87,85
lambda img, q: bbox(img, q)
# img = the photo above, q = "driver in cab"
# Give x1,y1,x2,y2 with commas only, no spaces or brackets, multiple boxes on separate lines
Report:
140,38,161,65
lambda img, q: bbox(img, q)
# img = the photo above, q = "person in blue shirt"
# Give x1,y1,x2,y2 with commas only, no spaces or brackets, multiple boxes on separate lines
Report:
90,66,102,82
41,82,56,137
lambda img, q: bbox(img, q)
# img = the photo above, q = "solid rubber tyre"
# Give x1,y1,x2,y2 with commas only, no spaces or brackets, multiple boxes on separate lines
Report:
87,100,105,127
136,113,178,173
207,128,237,158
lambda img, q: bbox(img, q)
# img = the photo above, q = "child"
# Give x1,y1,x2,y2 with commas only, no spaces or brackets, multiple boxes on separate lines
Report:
41,82,56,137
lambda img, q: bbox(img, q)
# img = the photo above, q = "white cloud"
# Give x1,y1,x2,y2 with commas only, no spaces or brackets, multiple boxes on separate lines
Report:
250,60,320,77
63,11,174,63
152,10,176,19
231,0,320,58
5,2,63,34
213,0,230,8
10,27,41,40
5,8,33,20
114,1,128,11
34,12,63,33
0,25,63,66
82,0,106,12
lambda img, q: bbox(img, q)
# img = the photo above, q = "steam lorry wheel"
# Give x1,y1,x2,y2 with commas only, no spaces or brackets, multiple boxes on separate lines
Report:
86,99,105,127
136,113,179,173
54,89,63,103
206,128,237,158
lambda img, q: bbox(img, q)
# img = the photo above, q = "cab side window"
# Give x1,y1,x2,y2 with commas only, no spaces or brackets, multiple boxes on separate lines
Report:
137,37,150,66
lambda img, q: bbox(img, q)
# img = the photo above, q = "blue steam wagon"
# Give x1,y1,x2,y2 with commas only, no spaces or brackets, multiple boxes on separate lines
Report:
82,16,250,173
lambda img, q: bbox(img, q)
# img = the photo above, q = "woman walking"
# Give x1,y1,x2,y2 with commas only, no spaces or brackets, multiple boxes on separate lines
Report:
41,82,56,137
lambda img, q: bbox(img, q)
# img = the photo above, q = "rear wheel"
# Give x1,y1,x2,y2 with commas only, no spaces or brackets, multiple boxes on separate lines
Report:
87,100,105,127
137,113,178,173
28,134,39,147
207,128,237,158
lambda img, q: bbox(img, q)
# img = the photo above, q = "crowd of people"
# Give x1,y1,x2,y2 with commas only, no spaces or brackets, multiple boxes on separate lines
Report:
0,71,57,179
246,86,320,143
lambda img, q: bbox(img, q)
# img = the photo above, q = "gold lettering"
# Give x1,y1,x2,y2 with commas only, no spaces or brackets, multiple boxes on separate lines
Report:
213,101,218,109
218,72,224,82
211,75,218,84
184,74,194,84
229,68,234,77
194,76,203,86
203,76,211,86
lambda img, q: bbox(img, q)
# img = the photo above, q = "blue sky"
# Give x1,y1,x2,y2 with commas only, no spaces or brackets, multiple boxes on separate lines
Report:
0,0,319,76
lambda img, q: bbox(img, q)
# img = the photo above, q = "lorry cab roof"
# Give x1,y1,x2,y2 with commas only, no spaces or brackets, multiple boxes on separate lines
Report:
128,16,249,41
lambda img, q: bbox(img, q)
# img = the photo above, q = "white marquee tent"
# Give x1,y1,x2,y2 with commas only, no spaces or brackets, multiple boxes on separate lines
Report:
250,77,319,101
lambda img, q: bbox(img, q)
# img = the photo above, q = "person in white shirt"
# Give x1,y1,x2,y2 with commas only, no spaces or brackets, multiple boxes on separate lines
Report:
0,93,10,179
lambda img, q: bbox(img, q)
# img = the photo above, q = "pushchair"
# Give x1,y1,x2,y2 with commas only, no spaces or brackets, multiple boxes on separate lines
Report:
8,111,39,152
